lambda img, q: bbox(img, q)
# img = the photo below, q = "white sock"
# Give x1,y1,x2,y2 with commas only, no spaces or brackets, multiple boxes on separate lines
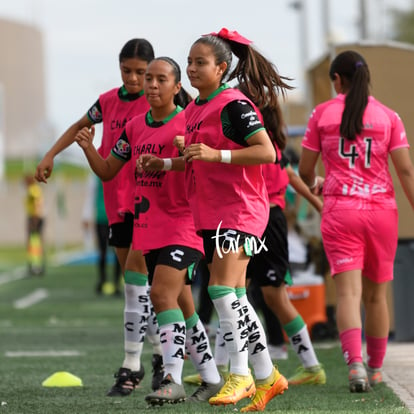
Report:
214,325,229,368
186,314,221,384
158,309,186,384
212,292,249,376
239,294,273,380
145,285,162,355
122,283,149,371
288,325,319,368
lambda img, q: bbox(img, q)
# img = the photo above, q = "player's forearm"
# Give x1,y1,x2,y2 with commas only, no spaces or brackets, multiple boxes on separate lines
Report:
83,147,115,181
46,124,81,158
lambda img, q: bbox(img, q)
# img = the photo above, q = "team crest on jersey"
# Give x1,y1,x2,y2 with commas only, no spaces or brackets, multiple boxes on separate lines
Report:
115,139,130,154
88,105,102,122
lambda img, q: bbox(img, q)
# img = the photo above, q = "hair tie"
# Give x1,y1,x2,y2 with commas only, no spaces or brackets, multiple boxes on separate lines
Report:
355,61,364,68
204,27,252,45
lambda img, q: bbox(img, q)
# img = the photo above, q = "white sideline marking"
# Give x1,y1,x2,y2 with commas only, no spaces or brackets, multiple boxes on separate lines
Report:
0,267,27,286
315,342,337,349
5,350,82,357
13,288,49,309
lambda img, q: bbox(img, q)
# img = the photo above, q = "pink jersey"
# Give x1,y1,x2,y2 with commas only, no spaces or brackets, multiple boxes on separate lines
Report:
118,109,203,254
263,145,289,209
97,88,150,225
302,94,409,210
185,88,269,238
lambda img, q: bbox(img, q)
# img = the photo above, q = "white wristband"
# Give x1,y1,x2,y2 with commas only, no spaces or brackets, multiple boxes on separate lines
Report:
163,158,172,171
221,149,231,164
309,177,318,190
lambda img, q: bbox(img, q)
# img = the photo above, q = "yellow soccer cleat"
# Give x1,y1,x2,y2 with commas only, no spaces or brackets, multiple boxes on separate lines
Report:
241,366,288,412
288,365,326,385
183,373,202,386
184,365,229,386
209,372,255,406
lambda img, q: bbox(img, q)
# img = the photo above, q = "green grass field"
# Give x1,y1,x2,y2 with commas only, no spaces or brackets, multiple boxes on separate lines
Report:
5,158,89,181
0,253,409,414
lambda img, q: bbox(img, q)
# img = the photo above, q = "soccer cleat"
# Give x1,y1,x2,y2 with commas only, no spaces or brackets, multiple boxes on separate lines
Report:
184,364,229,386
240,366,288,412
287,365,326,385
268,344,288,361
183,373,202,386
348,362,370,393
367,366,383,387
218,365,229,381
151,354,164,391
187,377,225,402
145,374,186,406
106,366,145,397
209,372,256,406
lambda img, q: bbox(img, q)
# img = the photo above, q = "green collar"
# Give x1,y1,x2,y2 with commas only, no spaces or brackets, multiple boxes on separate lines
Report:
146,106,183,126
196,83,230,104
119,85,144,101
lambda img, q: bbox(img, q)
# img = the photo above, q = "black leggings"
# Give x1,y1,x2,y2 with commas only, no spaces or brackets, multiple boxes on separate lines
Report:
96,223,121,289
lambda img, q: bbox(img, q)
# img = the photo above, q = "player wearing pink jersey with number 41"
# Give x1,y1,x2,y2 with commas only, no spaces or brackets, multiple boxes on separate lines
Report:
299,50,414,393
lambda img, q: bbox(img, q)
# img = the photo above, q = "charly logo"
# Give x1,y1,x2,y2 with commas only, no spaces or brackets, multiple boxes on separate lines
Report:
170,249,184,262
134,196,150,219
266,269,277,282
336,257,354,266
211,221,268,259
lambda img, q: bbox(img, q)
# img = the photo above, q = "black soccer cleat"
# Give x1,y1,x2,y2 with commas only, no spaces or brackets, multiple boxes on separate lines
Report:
106,366,145,397
151,354,164,391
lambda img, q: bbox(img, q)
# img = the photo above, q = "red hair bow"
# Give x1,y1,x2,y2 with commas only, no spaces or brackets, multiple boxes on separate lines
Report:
205,27,252,45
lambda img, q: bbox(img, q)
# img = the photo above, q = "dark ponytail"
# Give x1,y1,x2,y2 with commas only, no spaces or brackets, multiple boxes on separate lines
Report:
229,40,293,150
329,50,370,140
238,82,287,150
195,33,293,150
174,89,193,109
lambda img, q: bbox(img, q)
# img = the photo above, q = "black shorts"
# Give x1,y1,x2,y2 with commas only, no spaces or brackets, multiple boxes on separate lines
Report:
108,213,133,248
202,228,261,264
145,245,203,285
246,206,292,287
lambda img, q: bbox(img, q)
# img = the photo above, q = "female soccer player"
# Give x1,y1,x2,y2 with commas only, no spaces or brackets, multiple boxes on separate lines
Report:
76,56,222,405
182,29,289,411
299,50,414,392
35,39,163,395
